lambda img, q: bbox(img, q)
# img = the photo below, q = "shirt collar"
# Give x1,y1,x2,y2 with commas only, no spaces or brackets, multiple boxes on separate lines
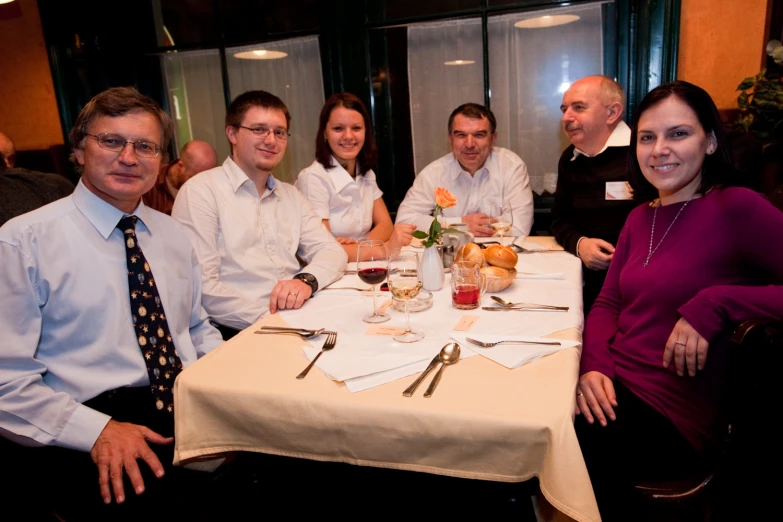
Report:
72,180,152,240
223,156,278,196
448,149,494,181
571,120,631,161
328,156,356,193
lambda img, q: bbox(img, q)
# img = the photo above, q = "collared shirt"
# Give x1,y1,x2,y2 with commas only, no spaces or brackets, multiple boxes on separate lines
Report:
571,120,632,161
395,147,534,238
0,181,222,452
172,157,347,330
295,158,383,239
142,162,175,215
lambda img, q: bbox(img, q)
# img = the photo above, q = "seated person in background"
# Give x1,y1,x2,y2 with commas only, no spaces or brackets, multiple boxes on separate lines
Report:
395,103,534,238
551,76,637,311
143,139,217,215
575,81,783,522
296,92,415,260
0,131,16,167
0,87,223,520
173,90,347,331
0,152,74,227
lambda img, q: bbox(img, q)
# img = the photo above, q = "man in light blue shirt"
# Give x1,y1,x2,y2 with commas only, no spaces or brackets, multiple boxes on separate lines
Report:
0,87,223,519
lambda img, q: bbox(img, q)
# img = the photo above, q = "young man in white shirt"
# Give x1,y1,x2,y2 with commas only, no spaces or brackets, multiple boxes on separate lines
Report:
395,103,534,238
0,87,223,519
172,91,347,332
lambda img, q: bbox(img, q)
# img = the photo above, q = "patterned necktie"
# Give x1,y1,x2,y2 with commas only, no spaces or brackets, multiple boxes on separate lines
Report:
117,215,183,415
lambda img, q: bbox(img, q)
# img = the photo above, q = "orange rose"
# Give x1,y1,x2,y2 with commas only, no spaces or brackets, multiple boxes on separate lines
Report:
434,187,457,209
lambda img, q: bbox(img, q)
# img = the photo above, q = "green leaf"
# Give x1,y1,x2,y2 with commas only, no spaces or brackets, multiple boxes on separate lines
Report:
737,79,754,91
422,239,434,248
441,227,465,234
412,230,428,239
431,219,442,236
738,92,749,109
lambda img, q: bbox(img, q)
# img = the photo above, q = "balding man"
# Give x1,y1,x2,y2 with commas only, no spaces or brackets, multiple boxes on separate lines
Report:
143,140,217,215
0,132,16,168
551,75,636,311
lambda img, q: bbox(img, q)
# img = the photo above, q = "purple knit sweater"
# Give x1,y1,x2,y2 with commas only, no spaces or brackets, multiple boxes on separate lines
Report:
582,187,783,451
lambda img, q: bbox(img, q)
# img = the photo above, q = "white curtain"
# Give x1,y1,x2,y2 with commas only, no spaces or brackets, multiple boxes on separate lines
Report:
161,49,230,163
489,4,606,195
226,36,325,183
407,19,484,174
405,3,607,194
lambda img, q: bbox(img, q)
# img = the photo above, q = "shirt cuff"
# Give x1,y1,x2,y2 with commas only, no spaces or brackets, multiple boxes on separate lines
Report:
575,236,587,258
56,404,112,453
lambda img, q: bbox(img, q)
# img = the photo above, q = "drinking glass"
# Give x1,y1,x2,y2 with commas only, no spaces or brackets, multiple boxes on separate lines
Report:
486,199,513,245
450,261,487,310
357,239,390,323
388,252,424,343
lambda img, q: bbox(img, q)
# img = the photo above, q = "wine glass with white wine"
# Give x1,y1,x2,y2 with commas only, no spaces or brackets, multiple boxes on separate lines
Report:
387,252,424,343
487,199,513,245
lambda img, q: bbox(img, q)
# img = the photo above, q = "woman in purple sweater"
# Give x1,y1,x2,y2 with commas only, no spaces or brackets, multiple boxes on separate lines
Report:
575,81,783,520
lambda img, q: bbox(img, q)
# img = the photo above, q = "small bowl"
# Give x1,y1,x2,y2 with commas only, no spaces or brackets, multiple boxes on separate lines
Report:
483,268,516,293
392,290,434,313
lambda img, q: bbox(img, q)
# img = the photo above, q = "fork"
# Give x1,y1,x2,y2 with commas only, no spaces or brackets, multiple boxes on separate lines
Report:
466,337,561,347
255,327,325,339
296,331,337,379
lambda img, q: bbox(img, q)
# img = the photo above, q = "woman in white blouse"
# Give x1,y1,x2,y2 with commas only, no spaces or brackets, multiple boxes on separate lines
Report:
296,92,414,260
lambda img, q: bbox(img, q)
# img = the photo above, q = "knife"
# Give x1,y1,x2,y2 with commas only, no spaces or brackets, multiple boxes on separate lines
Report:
482,306,569,312
402,353,442,397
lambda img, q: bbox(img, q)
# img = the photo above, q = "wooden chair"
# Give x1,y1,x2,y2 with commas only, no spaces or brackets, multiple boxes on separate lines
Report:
634,319,783,521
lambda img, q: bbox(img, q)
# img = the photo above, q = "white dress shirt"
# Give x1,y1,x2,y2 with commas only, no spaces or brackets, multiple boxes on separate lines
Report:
395,147,534,237
0,181,222,452
295,158,383,239
172,157,347,330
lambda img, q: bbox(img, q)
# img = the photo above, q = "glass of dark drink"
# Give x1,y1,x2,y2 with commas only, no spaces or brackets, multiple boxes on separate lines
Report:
450,261,486,310
357,239,390,323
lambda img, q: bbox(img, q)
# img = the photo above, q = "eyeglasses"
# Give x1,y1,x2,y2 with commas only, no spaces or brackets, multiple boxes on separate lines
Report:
84,133,162,158
234,125,290,141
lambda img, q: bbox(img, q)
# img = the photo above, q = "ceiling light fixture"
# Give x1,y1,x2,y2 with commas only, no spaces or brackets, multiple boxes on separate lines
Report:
233,49,288,60
514,14,580,29
444,59,476,66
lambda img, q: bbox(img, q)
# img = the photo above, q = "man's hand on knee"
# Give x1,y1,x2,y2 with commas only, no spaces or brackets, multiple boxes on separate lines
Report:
90,419,173,504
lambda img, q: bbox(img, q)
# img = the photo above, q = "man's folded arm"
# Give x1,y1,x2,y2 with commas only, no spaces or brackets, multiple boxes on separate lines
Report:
172,185,266,330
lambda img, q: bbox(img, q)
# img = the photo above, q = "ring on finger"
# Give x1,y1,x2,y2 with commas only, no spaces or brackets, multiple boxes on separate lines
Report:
675,341,686,346
576,392,584,397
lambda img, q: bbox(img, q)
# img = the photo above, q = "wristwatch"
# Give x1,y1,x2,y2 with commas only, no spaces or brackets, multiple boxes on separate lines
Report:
293,273,318,294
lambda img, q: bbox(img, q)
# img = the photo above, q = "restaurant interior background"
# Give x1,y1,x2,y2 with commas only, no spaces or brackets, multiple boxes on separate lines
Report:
0,0,773,233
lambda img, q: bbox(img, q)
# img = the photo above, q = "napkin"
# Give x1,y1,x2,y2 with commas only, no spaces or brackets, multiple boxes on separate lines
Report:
451,333,580,369
515,272,565,280
319,288,375,297
344,346,479,393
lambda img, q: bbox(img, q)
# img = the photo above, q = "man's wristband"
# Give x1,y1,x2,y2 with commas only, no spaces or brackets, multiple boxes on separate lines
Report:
293,273,318,293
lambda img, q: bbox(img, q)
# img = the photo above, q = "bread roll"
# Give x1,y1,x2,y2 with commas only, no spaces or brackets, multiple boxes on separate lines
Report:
484,245,518,269
480,266,510,277
455,243,485,266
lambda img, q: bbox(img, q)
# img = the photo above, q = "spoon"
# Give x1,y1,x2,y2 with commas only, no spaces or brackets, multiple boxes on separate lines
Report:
423,342,461,398
490,296,565,310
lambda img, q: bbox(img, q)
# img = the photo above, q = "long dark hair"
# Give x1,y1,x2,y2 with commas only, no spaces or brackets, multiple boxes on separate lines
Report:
628,80,737,201
315,92,377,176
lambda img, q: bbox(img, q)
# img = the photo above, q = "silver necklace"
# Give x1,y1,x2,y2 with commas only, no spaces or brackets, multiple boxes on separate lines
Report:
644,194,694,267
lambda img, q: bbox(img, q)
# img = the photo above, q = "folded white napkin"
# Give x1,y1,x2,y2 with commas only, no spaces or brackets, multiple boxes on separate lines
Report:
514,238,549,251
319,288,375,297
344,345,479,393
515,272,565,280
451,333,580,369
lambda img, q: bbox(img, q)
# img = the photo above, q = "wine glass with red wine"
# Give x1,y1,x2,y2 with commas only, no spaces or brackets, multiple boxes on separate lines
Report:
357,239,390,323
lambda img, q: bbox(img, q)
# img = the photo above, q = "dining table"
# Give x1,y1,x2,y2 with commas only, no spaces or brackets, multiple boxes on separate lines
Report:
173,236,600,522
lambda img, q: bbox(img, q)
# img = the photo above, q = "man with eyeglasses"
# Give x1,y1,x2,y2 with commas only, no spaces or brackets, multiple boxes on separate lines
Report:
172,90,346,335
0,87,224,519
